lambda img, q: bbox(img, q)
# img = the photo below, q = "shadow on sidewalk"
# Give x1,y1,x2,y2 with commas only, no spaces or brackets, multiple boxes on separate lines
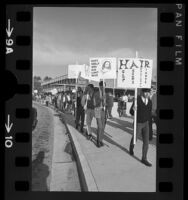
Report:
54,113,62,117
91,127,141,163
64,142,75,161
107,117,156,146
59,111,88,139
62,111,142,163
60,112,155,163
60,112,76,127
107,119,133,135
32,151,50,191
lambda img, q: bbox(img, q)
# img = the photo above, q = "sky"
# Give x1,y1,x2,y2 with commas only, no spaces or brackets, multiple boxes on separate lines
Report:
33,7,157,81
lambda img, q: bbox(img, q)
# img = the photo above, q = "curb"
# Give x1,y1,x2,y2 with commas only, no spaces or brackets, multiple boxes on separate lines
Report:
60,112,98,192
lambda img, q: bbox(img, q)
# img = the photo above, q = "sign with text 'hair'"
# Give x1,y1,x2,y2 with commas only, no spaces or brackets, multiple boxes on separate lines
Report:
117,58,153,88
89,57,117,80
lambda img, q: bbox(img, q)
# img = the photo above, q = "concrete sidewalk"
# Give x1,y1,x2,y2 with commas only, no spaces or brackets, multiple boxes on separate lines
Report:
62,102,156,192
33,102,81,191
50,109,81,191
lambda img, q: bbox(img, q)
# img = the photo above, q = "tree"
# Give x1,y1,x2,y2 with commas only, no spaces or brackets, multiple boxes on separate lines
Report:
34,81,42,92
34,76,42,82
33,76,42,92
43,76,52,82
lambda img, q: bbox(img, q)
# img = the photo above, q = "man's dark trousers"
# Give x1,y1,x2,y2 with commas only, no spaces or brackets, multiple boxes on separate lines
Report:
130,121,149,160
76,107,85,130
149,117,153,141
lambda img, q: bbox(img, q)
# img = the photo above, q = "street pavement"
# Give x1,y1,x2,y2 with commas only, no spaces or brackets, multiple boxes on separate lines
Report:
32,102,81,191
62,102,156,192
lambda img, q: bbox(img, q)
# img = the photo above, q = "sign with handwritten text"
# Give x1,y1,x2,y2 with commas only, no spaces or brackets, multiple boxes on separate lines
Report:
117,58,153,88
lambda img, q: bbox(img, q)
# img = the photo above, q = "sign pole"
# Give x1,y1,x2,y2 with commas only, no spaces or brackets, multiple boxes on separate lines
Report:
133,51,138,145
103,78,105,95
75,78,78,118
133,88,137,145
103,78,106,123
113,78,115,97
115,59,118,98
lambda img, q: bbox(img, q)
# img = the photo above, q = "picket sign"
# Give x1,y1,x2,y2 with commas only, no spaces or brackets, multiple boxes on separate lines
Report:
89,57,117,80
117,53,153,144
117,59,153,89
67,55,152,145
68,64,86,79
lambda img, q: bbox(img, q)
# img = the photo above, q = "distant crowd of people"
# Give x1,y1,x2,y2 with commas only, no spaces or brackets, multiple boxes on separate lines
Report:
33,83,157,167
34,91,76,115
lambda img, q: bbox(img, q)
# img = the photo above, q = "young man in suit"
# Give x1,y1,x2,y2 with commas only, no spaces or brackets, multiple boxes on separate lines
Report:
129,88,153,167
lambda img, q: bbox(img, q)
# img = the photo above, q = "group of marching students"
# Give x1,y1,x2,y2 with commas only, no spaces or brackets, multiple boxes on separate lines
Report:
71,81,112,148
36,81,114,148
38,91,76,114
75,81,110,148
34,81,157,167
75,82,157,167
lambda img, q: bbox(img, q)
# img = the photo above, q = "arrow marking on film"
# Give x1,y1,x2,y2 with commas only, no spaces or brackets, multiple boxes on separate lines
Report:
6,19,14,37
5,114,13,133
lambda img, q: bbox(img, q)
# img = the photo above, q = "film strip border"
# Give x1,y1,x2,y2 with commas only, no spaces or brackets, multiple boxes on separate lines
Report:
4,4,184,200
157,4,184,199
5,5,32,196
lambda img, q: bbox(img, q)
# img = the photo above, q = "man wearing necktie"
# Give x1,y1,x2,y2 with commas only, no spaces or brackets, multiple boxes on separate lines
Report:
129,88,153,167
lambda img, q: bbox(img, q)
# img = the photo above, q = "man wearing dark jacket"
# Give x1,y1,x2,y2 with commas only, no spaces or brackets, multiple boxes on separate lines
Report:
106,91,114,119
75,88,85,133
129,88,152,167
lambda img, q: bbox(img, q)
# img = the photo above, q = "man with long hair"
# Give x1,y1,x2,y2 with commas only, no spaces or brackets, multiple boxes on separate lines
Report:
81,84,95,140
94,81,106,147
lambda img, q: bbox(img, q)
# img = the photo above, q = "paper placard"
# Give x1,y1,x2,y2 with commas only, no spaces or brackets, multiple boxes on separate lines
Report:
117,58,153,88
89,57,117,80
68,64,86,79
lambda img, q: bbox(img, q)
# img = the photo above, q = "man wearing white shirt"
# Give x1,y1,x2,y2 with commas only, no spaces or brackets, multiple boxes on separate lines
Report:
122,92,128,102
122,91,128,116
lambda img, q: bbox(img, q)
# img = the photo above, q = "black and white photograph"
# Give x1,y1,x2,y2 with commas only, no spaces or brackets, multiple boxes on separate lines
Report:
32,7,157,192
